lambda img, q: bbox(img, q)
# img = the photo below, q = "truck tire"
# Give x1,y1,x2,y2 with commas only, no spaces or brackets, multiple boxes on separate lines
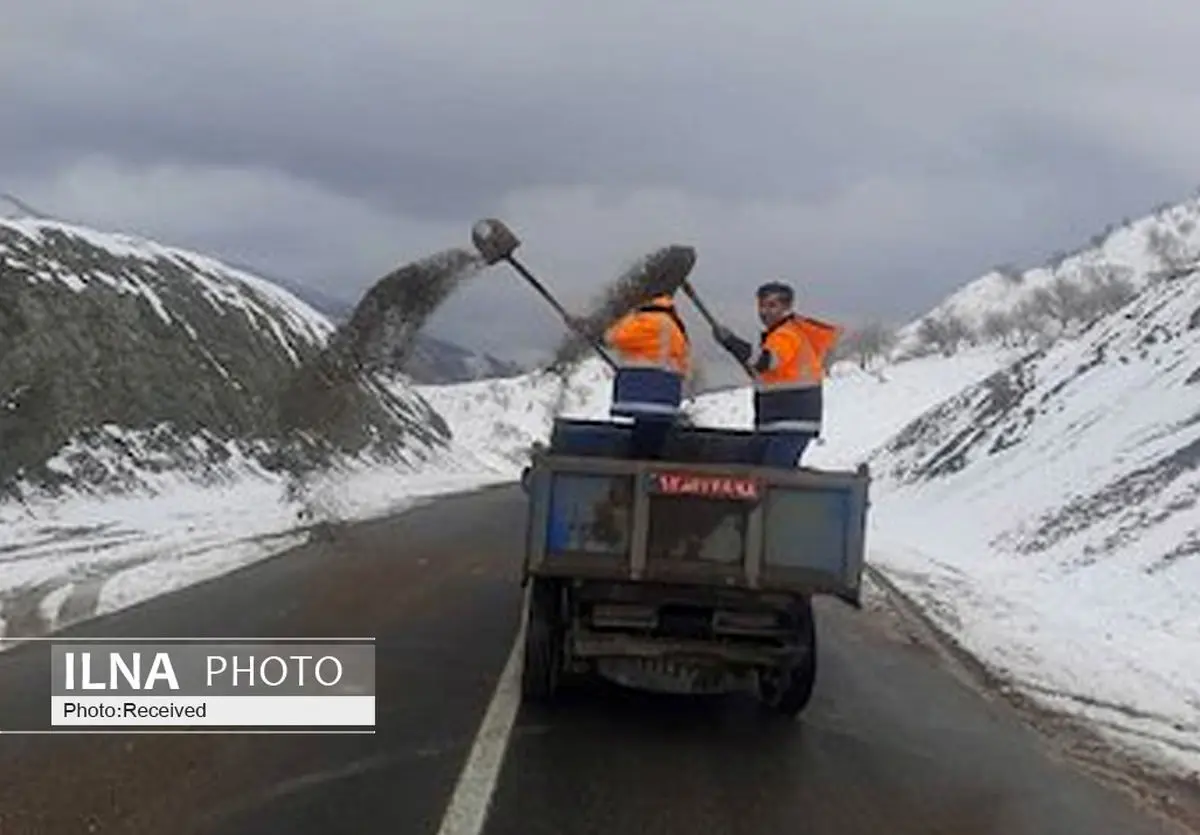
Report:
521,578,563,703
757,598,817,717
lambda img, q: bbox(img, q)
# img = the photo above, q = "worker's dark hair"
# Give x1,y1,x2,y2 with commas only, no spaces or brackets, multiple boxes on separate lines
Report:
756,281,794,304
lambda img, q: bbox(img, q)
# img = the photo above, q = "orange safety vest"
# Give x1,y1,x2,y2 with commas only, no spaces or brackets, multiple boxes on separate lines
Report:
756,315,839,388
604,295,692,378
753,314,841,432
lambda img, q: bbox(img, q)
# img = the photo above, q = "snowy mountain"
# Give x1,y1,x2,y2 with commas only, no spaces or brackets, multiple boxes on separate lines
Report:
893,195,1200,359
867,267,1200,777
0,216,452,500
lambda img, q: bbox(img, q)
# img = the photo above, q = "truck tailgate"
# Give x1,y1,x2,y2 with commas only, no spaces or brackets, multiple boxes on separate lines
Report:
525,456,869,602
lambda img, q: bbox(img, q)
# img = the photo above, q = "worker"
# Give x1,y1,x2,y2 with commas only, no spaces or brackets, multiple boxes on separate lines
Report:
711,281,841,468
602,290,692,459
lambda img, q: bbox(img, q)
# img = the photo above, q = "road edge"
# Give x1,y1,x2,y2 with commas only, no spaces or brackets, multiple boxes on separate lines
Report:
863,564,1200,835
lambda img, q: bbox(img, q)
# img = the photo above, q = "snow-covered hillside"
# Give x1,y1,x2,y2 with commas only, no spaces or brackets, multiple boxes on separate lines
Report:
689,348,1016,469
0,216,450,498
418,360,615,473
893,195,1200,357
869,269,1200,777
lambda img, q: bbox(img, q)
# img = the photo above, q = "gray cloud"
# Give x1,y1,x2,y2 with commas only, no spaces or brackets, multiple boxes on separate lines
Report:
4,0,1200,363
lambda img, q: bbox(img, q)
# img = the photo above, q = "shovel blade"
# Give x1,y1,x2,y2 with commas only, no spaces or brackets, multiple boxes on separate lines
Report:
471,218,522,265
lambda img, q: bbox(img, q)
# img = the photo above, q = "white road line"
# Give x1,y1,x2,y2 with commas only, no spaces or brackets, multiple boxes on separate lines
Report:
435,593,527,835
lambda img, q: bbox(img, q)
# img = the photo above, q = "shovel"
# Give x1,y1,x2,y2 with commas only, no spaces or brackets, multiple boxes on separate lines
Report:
471,218,619,371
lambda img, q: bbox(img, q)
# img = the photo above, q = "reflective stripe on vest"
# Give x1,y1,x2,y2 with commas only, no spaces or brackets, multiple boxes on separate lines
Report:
612,400,681,417
753,385,823,432
756,378,821,392
756,418,822,433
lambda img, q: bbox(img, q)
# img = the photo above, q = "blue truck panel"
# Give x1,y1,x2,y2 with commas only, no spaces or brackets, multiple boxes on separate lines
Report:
544,472,633,557
531,417,870,600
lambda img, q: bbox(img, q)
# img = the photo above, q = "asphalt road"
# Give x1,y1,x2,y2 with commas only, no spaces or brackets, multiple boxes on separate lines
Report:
0,484,1187,835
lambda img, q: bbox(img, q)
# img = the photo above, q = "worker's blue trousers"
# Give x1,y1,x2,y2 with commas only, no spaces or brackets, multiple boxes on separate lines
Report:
610,367,682,461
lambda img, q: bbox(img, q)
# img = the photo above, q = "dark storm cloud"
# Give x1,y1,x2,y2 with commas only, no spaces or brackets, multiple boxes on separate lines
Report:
6,0,1200,360
3,40,935,219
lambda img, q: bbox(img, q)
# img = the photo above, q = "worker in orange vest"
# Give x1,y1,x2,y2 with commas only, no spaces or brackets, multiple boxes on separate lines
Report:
712,281,841,467
603,290,692,459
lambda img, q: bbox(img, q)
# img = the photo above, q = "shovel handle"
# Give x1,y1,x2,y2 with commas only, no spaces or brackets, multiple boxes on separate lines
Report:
680,281,720,327
504,255,619,371
680,281,757,381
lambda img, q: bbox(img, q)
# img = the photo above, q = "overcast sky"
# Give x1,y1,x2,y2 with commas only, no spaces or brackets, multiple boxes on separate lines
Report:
4,0,1200,366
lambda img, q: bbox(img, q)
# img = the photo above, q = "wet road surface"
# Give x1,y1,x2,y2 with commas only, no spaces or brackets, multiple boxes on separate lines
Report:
0,484,1188,834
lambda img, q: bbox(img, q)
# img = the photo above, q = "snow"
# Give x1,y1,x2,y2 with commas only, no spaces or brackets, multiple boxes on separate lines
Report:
418,359,615,473
868,272,1200,778
1,213,508,645
689,348,1016,469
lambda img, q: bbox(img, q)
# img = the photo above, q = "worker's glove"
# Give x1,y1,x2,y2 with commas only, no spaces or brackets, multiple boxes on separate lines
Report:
711,324,734,344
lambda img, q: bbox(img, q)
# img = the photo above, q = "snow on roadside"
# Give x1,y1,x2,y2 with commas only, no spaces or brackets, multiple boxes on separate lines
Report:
689,347,1017,469
0,446,509,648
870,530,1200,778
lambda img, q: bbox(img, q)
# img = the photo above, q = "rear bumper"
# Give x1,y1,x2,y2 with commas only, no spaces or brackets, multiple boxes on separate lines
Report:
564,582,809,667
570,630,799,667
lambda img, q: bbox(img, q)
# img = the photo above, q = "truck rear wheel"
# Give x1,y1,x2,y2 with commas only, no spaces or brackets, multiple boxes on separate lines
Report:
757,598,817,717
521,578,563,703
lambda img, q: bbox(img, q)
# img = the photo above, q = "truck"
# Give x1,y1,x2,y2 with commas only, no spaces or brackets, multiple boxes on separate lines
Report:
517,416,871,716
